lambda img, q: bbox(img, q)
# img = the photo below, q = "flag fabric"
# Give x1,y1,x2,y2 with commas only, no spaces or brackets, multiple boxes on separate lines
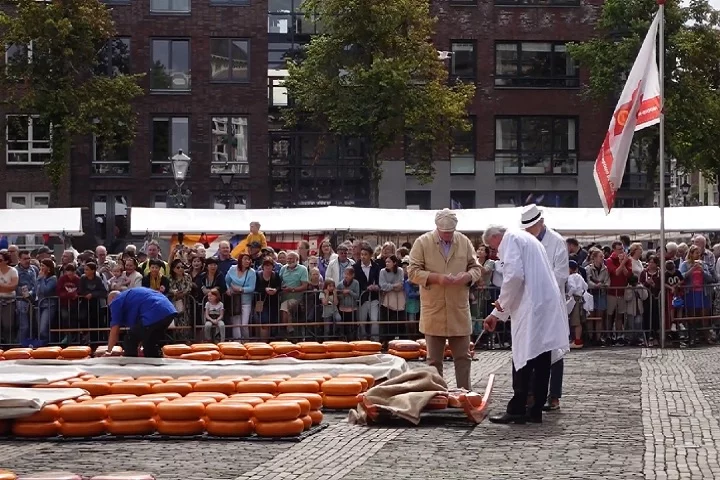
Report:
594,12,662,214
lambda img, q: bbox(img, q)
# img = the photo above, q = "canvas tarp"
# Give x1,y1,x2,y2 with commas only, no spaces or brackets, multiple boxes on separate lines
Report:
0,387,87,419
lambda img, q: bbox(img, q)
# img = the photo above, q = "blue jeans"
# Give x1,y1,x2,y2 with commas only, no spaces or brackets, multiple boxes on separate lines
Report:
548,358,564,400
16,299,31,344
38,306,56,345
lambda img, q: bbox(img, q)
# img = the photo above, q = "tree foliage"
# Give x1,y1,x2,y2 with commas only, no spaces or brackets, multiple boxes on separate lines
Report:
283,0,475,206
567,0,720,203
0,0,143,202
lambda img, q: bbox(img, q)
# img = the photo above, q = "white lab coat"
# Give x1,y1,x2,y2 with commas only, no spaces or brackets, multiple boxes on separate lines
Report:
491,229,570,370
540,226,569,296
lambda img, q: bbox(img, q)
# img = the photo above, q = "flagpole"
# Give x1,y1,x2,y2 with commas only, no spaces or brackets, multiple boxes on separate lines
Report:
658,0,667,349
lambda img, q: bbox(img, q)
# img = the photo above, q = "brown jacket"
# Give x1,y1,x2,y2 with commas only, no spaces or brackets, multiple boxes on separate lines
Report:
407,230,482,337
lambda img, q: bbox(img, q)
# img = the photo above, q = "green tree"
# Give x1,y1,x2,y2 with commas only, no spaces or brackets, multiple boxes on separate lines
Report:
567,0,720,206
283,0,475,207
0,0,144,204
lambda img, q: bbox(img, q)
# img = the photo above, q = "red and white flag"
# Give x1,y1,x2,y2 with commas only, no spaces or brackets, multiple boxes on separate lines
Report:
594,12,662,214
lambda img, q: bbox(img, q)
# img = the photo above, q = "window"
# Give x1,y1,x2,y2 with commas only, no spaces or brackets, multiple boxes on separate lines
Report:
495,116,577,175
451,118,475,175
496,191,578,208
7,192,48,209
495,42,578,88
96,38,130,76
450,191,475,209
5,43,31,70
406,191,431,210
210,39,249,82
211,117,248,175
495,0,579,5
150,39,190,91
213,194,247,209
6,115,51,165
451,42,475,81
92,135,130,175
153,194,168,208
152,117,189,175
150,0,190,12
93,194,129,245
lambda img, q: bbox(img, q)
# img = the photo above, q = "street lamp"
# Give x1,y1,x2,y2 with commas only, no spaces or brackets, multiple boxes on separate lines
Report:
681,181,691,206
168,149,192,208
219,162,235,186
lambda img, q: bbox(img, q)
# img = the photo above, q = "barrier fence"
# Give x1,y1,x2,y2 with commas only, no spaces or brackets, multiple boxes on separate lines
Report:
2,283,720,349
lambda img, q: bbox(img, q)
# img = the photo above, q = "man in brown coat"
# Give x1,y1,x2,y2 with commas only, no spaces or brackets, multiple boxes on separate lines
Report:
407,209,483,390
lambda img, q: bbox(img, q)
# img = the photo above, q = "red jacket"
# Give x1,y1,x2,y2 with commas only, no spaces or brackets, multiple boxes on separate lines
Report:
605,252,632,296
56,274,80,308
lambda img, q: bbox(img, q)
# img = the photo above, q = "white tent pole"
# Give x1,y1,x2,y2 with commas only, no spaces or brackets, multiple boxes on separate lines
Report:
658,0,667,348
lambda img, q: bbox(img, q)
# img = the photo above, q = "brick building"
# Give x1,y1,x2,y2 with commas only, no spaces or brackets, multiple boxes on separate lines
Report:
1,0,648,250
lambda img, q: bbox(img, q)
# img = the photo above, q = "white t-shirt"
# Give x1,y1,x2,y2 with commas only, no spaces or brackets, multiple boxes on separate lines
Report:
205,301,224,321
0,267,18,298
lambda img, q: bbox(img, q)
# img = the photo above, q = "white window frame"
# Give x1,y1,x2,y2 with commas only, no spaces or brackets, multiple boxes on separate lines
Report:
210,116,249,175
7,192,50,209
6,114,52,165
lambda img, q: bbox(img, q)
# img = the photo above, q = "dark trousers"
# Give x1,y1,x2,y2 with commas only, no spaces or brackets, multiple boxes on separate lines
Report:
123,314,175,358
507,350,552,419
548,358,564,400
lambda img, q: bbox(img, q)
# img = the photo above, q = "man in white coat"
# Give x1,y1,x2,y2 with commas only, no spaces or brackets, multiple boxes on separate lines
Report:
521,204,568,412
482,225,570,424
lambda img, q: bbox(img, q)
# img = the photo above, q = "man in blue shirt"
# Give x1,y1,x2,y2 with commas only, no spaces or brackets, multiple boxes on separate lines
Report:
105,287,178,358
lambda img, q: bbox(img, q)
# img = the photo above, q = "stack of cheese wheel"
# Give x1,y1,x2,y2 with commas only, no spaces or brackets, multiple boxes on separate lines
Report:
60,346,92,360
193,379,236,396
336,373,375,389
156,399,206,436
297,342,328,360
107,401,157,436
0,470,15,480
270,341,300,356
417,339,427,358
323,341,355,359
388,340,422,360
3,348,32,360
423,393,449,411
88,473,156,480
218,342,247,360
321,378,365,409
94,345,123,357
205,401,254,436
245,342,274,360
30,346,62,359
58,402,107,437
152,379,193,396
350,341,382,356
276,392,323,427
12,404,61,437
253,400,304,437
72,379,114,397
111,381,153,396
161,344,192,358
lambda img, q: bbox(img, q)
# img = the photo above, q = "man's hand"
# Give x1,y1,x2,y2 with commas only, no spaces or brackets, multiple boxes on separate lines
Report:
451,272,471,285
103,349,113,357
483,314,498,332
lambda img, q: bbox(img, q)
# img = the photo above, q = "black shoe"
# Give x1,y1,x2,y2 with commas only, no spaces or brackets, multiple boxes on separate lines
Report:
489,413,527,424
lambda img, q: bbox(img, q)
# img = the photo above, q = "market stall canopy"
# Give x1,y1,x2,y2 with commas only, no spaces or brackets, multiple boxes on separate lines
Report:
130,205,720,235
0,207,83,235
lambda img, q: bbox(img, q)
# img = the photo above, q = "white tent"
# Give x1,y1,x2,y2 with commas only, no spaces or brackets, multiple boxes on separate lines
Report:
130,205,720,236
1,208,83,235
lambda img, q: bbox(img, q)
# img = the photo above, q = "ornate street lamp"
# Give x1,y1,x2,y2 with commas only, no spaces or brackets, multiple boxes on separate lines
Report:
168,149,192,208
681,181,691,206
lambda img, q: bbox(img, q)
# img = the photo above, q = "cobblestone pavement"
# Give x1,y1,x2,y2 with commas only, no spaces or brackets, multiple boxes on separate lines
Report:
3,349,720,479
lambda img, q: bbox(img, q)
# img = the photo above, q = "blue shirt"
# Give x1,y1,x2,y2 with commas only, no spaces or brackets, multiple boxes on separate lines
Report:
536,227,547,242
109,287,177,328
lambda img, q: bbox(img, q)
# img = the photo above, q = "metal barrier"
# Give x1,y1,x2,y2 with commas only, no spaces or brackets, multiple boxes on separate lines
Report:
3,281,720,349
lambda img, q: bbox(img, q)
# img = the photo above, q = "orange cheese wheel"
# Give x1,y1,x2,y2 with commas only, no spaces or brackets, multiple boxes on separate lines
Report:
186,392,228,402
179,351,214,361
210,351,222,361
300,415,312,430
83,398,124,406
108,402,156,420
191,343,220,352
0,469,15,480
351,350,377,357
235,380,278,395
337,373,375,388
98,375,135,381
59,403,107,422
276,393,323,410
424,395,448,411
59,400,76,406
135,375,174,382
141,392,181,401
222,355,248,361
219,345,247,356
77,395,92,402
205,420,253,437
94,394,137,401
110,382,153,396
297,372,333,380
125,397,167,406
12,420,60,437
221,397,264,407
334,376,368,391
268,398,311,416
152,382,193,396
388,349,421,360
22,404,60,423
388,340,421,352
254,418,304,437
300,353,327,360
247,355,273,361
321,379,363,396
79,374,96,380
30,346,62,359
193,380,236,396
329,352,358,359
157,401,205,421
257,373,292,381
162,344,192,356
322,395,359,409
253,401,301,422
74,381,113,397
205,402,254,421
231,392,273,401
60,420,107,437
271,344,299,355
277,380,321,394
350,341,382,352
216,375,251,383
156,419,205,436
172,396,216,406
60,346,92,359
177,375,212,382
289,375,325,386
246,344,274,356
308,409,323,425
298,342,327,354
65,377,84,384
4,348,32,360
323,341,353,352
107,418,157,436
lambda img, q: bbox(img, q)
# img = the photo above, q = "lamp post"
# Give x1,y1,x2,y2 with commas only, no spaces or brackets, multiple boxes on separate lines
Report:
216,162,237,209
680,181,691,206
168,149,192,208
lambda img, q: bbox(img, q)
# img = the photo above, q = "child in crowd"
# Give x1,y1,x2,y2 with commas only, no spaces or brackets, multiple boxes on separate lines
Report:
402,258,420,325
108,264,131,291
666,260,685,336
203,288,225,343
566,260,588,348
319,278,341,338
624,275,648,346
245,221,267,249
337,266,360,340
